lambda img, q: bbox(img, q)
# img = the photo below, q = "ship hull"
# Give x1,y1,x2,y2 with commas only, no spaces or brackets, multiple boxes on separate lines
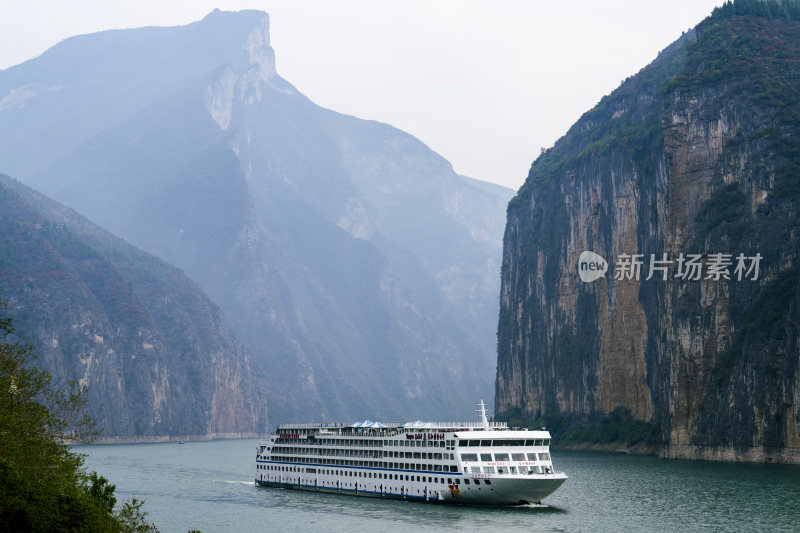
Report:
254,473,567,506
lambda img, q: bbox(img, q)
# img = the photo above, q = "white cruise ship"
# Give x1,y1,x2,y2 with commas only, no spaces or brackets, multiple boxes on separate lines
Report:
255,401,567,505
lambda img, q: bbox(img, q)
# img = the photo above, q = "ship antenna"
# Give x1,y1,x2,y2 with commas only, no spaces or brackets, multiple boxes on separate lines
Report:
476,399,489,430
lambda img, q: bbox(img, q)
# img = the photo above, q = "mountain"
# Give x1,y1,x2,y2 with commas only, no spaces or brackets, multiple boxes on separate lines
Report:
0,10,512,423
0,174,265,440
496,0,800,463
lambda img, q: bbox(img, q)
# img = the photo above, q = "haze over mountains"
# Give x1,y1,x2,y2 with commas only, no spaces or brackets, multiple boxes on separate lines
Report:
0,9,512,430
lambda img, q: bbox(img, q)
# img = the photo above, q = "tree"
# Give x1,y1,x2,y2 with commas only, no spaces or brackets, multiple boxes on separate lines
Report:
0,296,158,532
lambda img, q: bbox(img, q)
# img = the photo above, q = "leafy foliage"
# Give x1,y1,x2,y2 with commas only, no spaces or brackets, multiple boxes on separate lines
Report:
115,498,159,533
712,267,800,386
498,406,662,449
559,407,662,448
0,298,159,532
712,0,800,20
695,183,747,242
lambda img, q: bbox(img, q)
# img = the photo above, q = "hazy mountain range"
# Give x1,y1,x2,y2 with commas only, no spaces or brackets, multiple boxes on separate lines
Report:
0,9,512,431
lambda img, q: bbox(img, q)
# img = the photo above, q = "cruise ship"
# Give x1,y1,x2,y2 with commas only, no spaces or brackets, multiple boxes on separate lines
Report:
255,401,567,505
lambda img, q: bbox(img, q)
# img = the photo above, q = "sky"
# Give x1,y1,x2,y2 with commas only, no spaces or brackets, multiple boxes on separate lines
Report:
0,1,724,191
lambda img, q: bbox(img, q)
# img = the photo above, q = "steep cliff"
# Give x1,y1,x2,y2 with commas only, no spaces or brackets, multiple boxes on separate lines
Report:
497,2,800,463
0,175,265,440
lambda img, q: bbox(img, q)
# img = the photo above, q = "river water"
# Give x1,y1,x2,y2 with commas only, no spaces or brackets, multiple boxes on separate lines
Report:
75,439,800,532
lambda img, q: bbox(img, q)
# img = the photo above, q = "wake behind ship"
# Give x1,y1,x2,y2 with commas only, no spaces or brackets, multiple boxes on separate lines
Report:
255,401,567,505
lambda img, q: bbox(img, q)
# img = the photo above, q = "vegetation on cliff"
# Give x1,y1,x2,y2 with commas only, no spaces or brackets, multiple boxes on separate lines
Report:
0,298,158,532
498,0,800,460
499,407,662,452
0,175,263,440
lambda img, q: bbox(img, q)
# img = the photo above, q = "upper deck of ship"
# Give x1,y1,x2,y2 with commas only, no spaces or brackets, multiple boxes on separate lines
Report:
270,421,552,442
267,400,549,440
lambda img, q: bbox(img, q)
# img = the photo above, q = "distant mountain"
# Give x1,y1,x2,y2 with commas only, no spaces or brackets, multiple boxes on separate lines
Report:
497,1,800,463
0,10,512,423
0,175,265,440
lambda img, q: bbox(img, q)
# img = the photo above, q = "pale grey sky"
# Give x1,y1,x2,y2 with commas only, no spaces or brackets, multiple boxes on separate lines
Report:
0,1,722,191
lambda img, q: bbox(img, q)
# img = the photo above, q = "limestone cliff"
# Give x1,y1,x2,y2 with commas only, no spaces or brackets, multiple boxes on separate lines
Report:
0,175,266,440
497,3,800,463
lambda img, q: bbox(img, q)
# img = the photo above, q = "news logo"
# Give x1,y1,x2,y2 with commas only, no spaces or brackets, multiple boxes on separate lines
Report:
578,251,608,283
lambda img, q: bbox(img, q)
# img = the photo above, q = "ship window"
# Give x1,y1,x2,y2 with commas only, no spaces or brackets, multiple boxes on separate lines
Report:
455,479,460,485
495,453,509,461
464,479,470,485
534,439,543,446
471,467,480,474
512,453,525,461
527,453,537,461
449,466,458,472
467,440,480,447
480,440,492,446
480,453,492,461
539,453,550,461
474,479,480,485
482,467,495,474
543,439,550,447
460,454,478,462
448,478,453,484
484,479,491,485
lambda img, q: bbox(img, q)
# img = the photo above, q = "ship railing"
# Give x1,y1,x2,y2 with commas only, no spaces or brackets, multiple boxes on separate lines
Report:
277,422,404,430
276,421,509,431
277,422,348,429
401,421,508,429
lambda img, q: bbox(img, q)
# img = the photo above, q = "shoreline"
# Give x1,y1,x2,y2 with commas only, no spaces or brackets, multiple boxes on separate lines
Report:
554,442,800,464
78,433,261,445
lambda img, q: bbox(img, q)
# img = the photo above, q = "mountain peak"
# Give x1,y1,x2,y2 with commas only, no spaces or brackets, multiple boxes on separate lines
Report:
195,9,275,82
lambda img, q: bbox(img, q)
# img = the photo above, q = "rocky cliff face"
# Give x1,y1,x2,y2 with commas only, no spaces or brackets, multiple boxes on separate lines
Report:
0,175,265,440
497,6,800,463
